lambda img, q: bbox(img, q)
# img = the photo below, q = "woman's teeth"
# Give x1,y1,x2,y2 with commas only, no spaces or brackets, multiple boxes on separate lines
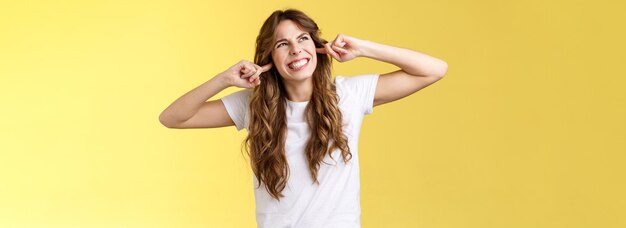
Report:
288,59,308,69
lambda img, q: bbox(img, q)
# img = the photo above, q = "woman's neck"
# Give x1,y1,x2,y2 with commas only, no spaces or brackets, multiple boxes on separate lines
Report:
283,78,313,102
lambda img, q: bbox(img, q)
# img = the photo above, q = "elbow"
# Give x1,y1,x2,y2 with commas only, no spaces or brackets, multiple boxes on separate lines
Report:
159,112,178,129
159,115,172,128
435,61,448,78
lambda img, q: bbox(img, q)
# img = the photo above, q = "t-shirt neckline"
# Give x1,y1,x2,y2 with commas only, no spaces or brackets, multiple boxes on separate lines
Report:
286,99,309,106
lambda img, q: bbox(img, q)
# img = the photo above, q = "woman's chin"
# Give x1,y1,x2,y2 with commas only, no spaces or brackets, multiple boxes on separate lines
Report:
281,68,316,81
284,74,313,82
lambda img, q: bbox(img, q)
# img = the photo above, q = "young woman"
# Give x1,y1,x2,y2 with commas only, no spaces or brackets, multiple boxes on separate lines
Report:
159,8,447,228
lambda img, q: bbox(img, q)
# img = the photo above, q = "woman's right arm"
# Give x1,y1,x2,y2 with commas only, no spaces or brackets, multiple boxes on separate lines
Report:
158,60,272,129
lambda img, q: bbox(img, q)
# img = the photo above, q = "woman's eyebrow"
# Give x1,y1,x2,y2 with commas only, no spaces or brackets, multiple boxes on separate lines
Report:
274,32,308,46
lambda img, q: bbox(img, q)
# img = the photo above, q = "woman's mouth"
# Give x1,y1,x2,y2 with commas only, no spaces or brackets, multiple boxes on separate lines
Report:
287,58,310,71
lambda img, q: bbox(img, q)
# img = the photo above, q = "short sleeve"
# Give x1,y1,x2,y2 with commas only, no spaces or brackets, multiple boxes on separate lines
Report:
220,89,251,131
335,74,380,115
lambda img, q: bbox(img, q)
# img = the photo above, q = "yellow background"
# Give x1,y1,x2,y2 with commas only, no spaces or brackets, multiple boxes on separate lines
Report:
1,0,624,227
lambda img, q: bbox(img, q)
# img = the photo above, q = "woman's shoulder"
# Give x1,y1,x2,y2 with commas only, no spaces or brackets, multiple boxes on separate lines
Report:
334,74,380,94
222,88,253,101
220,88,253,111
335,74,380,115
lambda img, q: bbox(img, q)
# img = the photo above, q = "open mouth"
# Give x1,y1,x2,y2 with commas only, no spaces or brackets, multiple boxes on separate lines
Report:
287,58,310,71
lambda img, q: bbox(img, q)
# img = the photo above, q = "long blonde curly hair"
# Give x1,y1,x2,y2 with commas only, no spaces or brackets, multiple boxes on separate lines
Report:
243,9,351,201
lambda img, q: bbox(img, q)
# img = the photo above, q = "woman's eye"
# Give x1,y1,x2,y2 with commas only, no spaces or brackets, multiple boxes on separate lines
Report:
276,37,308,48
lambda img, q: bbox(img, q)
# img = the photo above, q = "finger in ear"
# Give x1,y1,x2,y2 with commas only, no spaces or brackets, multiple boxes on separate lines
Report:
325,43,340,59
316,47,327,54
261,62,273,72
332,38,345,48
331,45,349,54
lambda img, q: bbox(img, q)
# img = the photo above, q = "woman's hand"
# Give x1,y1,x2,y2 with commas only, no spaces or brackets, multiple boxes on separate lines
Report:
316,34,366,62
218,60,273,88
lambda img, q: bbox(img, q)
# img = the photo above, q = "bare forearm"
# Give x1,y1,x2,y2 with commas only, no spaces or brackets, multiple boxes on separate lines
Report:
359,40,448,77
159,75,230,124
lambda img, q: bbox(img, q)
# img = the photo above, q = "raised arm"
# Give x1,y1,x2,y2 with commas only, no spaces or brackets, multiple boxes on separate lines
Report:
317,34,448,107
158,60,271,129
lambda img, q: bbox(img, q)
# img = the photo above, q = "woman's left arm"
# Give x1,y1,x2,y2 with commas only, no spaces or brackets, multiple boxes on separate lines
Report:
318,34,448,107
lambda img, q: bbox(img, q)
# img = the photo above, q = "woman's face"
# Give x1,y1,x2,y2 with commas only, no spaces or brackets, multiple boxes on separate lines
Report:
271,20,317,83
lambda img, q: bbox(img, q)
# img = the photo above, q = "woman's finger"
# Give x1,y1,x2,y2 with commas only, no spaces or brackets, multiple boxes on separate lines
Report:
252,77,261,86
249,68,262,87
239,63,250,75
249,65,263,82
241,69,255,79
316,47,327,54
241,64,257,79
333,40,346,48
331,44,349,55
324,43,340,59
240,62,254,72
332,35,346,48
260,62,273,73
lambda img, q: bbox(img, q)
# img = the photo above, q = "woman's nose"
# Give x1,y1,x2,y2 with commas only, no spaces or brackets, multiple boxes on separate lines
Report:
290,47,302,55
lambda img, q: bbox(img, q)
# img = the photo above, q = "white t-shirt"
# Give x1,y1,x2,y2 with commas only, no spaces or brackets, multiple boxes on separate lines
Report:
221,74,379,228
